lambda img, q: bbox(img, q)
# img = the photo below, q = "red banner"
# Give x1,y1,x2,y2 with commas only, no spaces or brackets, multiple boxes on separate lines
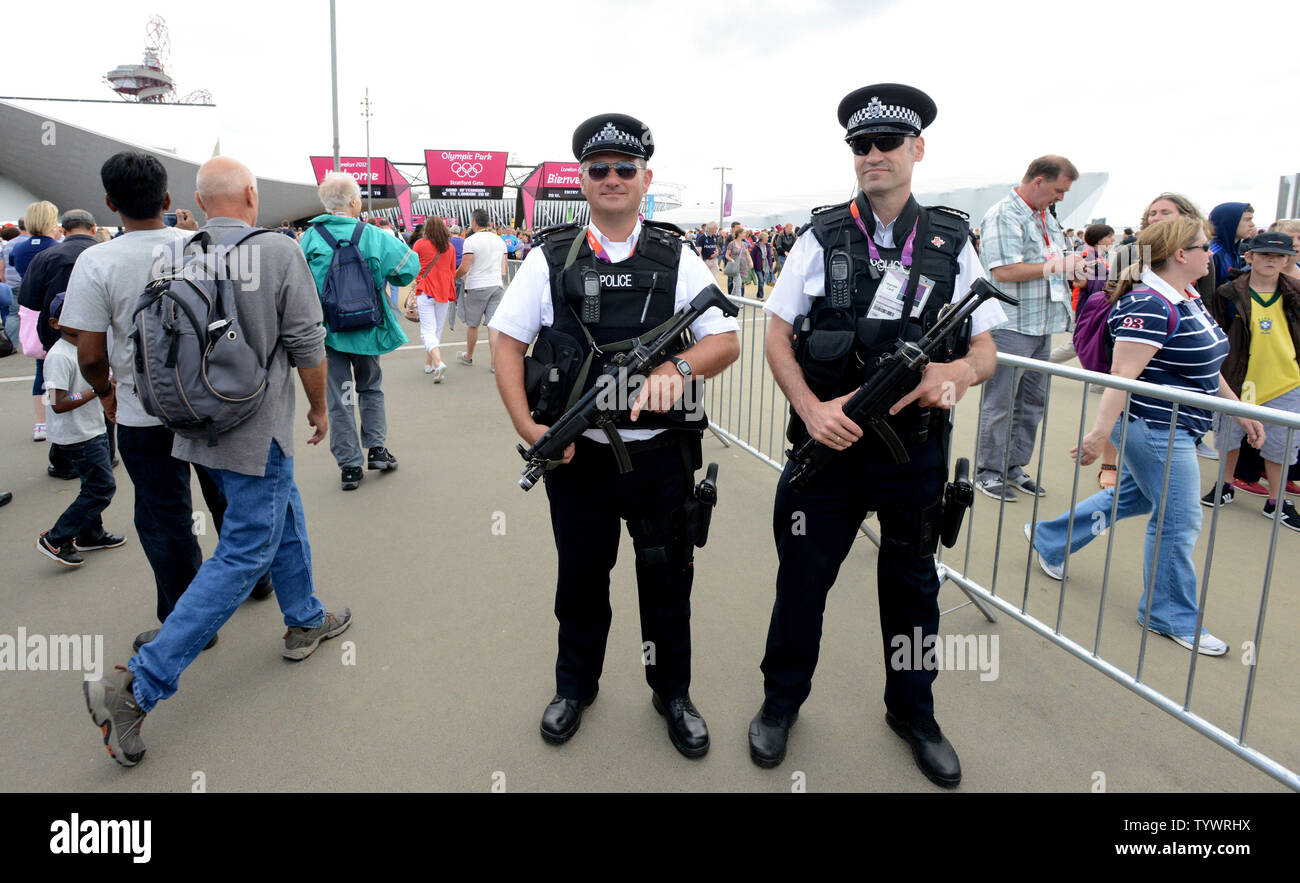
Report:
424,149,508,199
309,156,394,198
538,162,582,200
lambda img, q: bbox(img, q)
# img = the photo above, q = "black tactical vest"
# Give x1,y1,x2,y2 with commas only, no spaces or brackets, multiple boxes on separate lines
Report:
785,194,971,448
529,221,706,432
794,194,971,400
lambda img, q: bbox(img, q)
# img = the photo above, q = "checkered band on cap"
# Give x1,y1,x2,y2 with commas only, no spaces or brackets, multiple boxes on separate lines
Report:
583,122,643,155
847,96,922,132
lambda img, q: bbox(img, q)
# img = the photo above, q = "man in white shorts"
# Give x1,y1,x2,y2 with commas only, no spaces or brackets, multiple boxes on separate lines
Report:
455,208,507,370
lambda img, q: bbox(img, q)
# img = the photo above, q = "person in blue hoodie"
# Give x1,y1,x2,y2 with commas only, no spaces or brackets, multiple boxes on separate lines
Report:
1208,202,1256,288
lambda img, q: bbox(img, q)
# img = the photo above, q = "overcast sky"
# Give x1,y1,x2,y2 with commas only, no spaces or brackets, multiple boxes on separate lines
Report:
6,0,1298,227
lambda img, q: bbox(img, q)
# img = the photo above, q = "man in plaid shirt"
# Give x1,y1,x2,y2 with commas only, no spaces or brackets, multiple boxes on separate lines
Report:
975,155,1091,500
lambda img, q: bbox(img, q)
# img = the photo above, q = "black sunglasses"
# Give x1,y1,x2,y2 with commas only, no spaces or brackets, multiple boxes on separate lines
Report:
849,134,907,156
1182,243,1211,252
585,161,642,181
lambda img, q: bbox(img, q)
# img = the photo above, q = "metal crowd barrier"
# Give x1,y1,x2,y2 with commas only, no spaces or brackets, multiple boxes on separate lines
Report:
701,295,1300,791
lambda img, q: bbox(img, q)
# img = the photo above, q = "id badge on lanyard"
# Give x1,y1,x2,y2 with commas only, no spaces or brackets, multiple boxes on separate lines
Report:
865,266,934,321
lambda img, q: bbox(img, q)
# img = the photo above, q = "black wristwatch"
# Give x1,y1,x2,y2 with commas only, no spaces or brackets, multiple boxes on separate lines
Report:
672,357,692,378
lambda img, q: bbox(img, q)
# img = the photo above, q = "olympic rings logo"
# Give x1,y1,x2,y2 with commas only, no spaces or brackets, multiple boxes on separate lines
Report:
450,162,483,178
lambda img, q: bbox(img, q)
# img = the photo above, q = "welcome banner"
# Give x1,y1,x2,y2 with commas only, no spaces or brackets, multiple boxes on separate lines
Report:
309,157,412,229
309,156,396,200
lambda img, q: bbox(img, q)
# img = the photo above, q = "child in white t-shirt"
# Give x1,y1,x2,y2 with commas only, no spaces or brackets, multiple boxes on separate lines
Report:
35,294,124,567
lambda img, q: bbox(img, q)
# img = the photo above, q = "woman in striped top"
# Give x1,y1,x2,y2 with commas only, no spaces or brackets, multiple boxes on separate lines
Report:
1027,218,1265,656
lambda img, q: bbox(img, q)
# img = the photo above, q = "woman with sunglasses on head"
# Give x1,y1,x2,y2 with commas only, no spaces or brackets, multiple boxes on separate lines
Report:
1141,192,1228,466
1028,218,1265,656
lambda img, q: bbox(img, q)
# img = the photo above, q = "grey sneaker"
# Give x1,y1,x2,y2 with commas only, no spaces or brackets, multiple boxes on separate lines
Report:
456,352,473,367
283,608,353,660
83,665,146,767
976,477,1016,502
1007,470,1047,497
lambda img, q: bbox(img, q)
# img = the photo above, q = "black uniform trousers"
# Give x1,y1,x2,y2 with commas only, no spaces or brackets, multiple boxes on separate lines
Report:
761,433,945,723
544,433,697,703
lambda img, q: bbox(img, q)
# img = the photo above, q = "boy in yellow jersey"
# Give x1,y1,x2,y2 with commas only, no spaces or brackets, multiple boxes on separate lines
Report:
1203,233,1300,530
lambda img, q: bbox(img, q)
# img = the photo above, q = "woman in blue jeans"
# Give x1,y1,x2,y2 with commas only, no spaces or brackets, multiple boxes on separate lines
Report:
1027,218,1265,656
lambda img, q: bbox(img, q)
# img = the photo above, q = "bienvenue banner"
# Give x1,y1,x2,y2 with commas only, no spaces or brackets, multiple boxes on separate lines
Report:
538,162,582,200
425,149,508,199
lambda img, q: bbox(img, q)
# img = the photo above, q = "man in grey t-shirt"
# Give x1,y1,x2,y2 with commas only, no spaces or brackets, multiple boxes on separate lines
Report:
61,152,273,651
81,156,352,768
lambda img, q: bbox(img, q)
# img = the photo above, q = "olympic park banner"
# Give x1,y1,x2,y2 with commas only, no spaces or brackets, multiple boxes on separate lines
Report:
425,150,508,199
309,156,413,229
518,161,584,229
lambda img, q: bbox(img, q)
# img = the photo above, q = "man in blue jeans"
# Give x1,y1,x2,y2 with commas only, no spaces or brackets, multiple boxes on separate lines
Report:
82,156,351,767
60,152,273,652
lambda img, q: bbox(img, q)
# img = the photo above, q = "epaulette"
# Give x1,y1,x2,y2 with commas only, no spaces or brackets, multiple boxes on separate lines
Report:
929,205,970,221
537,222,580,243
642,219,686,239
810,203,844,216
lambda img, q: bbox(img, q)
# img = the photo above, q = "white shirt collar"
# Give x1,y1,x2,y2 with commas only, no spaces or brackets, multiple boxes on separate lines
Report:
587,217,642,261
872,210,897,249
1139,267,1192,304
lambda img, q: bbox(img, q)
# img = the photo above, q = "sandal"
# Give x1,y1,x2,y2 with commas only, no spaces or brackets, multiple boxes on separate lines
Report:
1098,463,1117,490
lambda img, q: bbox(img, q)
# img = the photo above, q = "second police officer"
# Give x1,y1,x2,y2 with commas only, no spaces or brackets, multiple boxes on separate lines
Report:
489,114,741,757
750,84,1007,787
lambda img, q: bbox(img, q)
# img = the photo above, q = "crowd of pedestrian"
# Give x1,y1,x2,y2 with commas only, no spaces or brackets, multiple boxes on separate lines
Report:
0,134,1297,778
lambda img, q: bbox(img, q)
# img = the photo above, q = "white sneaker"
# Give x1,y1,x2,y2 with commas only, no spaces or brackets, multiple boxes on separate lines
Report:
1166,631,1229,657
432,363,446,384
1049,341,1076,364
423,364,434,374
33,424,46,442
456,353,473,367
1023,523,1064,581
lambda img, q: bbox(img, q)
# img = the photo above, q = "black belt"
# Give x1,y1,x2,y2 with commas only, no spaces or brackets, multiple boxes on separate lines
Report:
577,431,683,457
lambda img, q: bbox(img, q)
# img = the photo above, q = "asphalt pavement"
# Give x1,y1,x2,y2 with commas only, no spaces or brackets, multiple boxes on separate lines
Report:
0,305,1295,792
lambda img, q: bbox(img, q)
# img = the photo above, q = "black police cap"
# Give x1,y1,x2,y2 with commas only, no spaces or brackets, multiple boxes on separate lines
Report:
837,84,937,140
572,113,654,162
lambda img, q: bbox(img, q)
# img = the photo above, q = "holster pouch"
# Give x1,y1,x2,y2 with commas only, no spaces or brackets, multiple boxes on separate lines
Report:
684,462,719,548
524,326,584,424
939,457,974,549
794,308,861,399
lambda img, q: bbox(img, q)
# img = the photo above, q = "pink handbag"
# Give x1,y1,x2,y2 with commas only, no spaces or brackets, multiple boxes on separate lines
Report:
17,305,46,359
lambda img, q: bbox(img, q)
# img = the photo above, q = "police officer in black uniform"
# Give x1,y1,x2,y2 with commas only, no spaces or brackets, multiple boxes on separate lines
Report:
489,114,740,757
747,85,1006,787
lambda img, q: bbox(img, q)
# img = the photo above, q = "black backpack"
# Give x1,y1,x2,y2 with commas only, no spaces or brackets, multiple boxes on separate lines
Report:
313,220,382,331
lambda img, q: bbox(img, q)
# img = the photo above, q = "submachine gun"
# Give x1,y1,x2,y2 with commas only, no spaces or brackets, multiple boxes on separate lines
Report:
516,284,740,491
786,278,1018,538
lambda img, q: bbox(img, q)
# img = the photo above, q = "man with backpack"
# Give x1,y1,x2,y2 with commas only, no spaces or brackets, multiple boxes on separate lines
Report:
60,152,273,656
300,172,419,491
81,155,350,768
